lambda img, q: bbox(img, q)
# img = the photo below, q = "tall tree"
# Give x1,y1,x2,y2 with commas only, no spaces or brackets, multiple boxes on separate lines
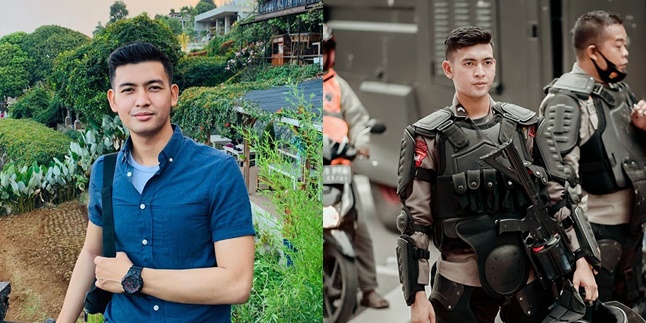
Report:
195,2,216,15
109,1,129,23
51,14,182,124
199,0,216,6
0,43,31,99
0,32,28,47
20,25,90,85
155,15,183,35
94,21,105,37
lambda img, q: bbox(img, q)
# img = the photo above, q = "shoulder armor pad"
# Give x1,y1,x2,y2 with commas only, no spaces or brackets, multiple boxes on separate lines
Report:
494,102,537,125
549,73,595,100
413,108,453,136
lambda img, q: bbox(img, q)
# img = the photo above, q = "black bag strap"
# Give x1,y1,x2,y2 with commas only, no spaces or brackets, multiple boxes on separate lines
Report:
101,153,118,258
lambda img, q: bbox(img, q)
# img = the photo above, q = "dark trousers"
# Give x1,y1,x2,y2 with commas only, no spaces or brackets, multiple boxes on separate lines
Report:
354,209,378,292
430,274,554,323
591,223,644,305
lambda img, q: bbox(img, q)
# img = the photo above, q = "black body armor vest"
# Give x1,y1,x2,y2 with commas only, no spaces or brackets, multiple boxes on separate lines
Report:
425,104,549,252
578,83,645,195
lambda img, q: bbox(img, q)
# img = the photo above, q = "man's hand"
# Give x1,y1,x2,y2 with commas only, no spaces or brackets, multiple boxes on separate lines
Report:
630,100,646,131
94,252,133,293
411,291,435,323
573,257,598,304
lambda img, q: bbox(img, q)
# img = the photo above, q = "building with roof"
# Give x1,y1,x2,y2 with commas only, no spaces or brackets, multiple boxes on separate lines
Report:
194,0,254,38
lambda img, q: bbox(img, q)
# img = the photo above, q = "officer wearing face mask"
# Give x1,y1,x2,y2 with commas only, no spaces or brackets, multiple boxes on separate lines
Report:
539,10,646,314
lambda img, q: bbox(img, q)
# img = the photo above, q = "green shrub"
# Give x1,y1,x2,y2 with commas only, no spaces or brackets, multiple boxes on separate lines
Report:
0,119,72,167
174,83,267,143
238,64,321,85
232,86,322,322
62,128,83,142
175,56,229,91
10,83,61,126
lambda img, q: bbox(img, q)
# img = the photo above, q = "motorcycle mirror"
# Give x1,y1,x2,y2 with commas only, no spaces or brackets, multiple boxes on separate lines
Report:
367,119,386,134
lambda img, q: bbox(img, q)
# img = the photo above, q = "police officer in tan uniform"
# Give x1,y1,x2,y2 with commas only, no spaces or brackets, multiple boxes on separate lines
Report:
396,26,599,323
323,24,389,309
540,11,646,310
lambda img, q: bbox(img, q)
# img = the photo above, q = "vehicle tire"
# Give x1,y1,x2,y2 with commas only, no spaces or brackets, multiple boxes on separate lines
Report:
370,181,401,233
323,244,358,323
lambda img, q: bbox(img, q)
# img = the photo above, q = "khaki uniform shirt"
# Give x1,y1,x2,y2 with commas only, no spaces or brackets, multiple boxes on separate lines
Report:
540,63,632,226
405,95,570,287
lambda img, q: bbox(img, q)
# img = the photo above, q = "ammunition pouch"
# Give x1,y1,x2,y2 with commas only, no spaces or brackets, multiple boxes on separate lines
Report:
396,235,430,306
433,170,548,221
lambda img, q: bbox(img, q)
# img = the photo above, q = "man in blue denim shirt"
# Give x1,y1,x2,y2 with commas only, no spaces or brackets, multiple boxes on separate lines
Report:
57,42,255,323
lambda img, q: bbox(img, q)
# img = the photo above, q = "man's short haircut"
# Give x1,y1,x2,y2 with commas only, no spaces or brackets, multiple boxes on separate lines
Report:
444,26,493,61
108,42,174,88
572,11,623,52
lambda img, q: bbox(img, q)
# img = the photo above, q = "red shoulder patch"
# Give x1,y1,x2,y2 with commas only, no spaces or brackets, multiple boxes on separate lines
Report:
414,139,428,167
527,125,536,138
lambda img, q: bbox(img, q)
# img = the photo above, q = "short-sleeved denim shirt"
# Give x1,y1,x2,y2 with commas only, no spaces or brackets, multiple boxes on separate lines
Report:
88,125,255,323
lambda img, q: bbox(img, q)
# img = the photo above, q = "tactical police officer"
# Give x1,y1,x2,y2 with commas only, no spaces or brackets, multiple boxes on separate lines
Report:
396,26,600,323
540,11,646,311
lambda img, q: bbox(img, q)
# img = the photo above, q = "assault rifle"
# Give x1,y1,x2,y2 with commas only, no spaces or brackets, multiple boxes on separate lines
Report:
480,139,573,288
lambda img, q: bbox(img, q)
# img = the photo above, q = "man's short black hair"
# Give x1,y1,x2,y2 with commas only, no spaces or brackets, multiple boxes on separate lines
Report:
572,11,623,52
444,26,493,61
108,42,174,88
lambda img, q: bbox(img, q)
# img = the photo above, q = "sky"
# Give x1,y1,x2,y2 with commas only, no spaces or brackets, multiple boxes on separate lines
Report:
0,0,204,37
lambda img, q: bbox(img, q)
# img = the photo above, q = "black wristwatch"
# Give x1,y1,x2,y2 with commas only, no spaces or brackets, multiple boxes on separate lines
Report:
121,266,144,295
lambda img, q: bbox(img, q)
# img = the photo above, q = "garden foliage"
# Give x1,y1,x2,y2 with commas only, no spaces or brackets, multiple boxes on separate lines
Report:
0,119,71,168
232,86,322,322
0,116,126,214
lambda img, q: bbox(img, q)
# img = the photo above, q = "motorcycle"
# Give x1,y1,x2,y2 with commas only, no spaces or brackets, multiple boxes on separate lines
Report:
322,120,385,323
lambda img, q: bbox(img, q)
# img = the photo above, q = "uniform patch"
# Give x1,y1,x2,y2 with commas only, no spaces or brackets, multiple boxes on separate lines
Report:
527,125,536,138
414,139,428,167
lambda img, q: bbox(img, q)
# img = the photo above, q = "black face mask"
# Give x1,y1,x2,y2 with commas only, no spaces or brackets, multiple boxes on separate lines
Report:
591,47,627,83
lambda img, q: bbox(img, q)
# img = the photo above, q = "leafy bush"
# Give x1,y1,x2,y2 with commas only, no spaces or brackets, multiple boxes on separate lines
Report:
174,83,267,143
237,64,320,85
232,86,322,322
0,115,126,214
10,83,60,126
19,25,90,85
0,119,71,167
51,13,182,124
174,56,229,91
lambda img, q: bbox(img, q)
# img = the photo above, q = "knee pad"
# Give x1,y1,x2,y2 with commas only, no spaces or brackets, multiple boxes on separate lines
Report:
598,239,623,273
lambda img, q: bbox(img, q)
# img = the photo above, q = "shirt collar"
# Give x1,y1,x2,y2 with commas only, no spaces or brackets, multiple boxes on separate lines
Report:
571,62,587,75
450,94,496,119
323,68,336,82
120,124,184,171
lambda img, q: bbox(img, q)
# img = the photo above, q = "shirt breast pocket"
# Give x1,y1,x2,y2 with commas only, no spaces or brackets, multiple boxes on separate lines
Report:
155,202,213,268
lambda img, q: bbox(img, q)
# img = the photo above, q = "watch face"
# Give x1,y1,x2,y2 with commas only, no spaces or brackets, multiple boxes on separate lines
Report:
123,276,141,293
122,269,143,294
